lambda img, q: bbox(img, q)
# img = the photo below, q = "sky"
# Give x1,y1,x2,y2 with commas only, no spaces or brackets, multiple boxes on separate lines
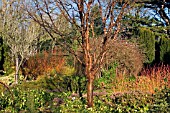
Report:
0,0,1,8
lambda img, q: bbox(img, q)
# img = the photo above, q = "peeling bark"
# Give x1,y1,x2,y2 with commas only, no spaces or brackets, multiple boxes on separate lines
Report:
87,75,94,107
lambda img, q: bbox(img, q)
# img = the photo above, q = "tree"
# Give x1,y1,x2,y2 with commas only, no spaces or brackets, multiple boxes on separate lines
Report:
121,1,170,64
1,0,42,84
135,0,170,36
90,3,104,37
25,0,135,107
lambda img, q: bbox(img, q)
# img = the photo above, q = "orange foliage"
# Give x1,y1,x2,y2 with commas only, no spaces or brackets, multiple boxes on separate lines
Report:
23,50,65,79
139,64,170,92
112,64,170,94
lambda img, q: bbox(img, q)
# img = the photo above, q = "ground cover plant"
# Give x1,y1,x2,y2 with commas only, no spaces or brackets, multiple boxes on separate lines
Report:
0,87,169,112
0,87,54,112
0,63,170,112
1,0,170,112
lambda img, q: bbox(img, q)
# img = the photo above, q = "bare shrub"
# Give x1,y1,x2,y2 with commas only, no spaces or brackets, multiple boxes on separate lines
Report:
90,38,144,76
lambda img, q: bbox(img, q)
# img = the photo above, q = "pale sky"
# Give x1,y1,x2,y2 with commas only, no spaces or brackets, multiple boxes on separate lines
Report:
0,0,1,8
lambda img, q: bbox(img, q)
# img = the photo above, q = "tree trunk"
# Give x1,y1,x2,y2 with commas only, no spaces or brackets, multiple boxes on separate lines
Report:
87,76,94,107
15,57,19,84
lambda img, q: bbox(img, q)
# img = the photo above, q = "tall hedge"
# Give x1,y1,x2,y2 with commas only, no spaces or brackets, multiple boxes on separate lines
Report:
137,27,155,64
0,37,4,73
0,36,13,75
159,37,170,64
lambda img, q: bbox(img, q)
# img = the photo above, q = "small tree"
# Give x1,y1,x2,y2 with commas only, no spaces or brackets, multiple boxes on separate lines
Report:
1,0,42,84
25,0,135,107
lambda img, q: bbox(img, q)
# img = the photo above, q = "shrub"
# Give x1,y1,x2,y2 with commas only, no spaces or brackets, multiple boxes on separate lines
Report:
94,62,117,89
108,88,170,112
0,87,54,112
111,91,153,112
140,64,170,93
54,92,113,113
23,50,66,80
111,64,170,93
137,27,155,64
0,37,4,73
1,44,14,76
106,40,144,76
159,37,170,64
149,87,170,112
90,38,144,76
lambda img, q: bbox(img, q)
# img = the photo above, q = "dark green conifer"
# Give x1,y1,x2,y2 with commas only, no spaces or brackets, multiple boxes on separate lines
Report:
137,27,155,64
159,37,170,64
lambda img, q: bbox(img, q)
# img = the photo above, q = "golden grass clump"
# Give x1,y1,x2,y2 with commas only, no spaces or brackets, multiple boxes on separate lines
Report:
112,64,170,94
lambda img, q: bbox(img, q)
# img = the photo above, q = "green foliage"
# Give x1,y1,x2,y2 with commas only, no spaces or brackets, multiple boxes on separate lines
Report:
54,92,113,113
0,87,54,112
0,37,4,72
159,37,170,64
39,39,54,51
64,75,87,94
137,27,155,64
16,73,86,96
0,36,14,75
1,43,14,76
90,4,104,37
149,87,170,112
54,88,170,112
0,74,170,112
111,91,152,112
94,63,117,89
111,88,170,113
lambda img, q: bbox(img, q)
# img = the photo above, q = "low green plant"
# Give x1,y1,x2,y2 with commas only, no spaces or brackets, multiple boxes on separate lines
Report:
94,63,117,89
111,91,152,112
149,87,170,112
55,87,170,112
0,87,54,112
54,92,113,113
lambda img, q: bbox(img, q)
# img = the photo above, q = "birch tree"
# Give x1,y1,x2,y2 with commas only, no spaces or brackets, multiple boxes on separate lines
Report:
1,0,42,84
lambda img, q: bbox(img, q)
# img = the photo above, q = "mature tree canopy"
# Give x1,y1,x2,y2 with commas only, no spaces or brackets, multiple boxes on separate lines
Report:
136,0,170,36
